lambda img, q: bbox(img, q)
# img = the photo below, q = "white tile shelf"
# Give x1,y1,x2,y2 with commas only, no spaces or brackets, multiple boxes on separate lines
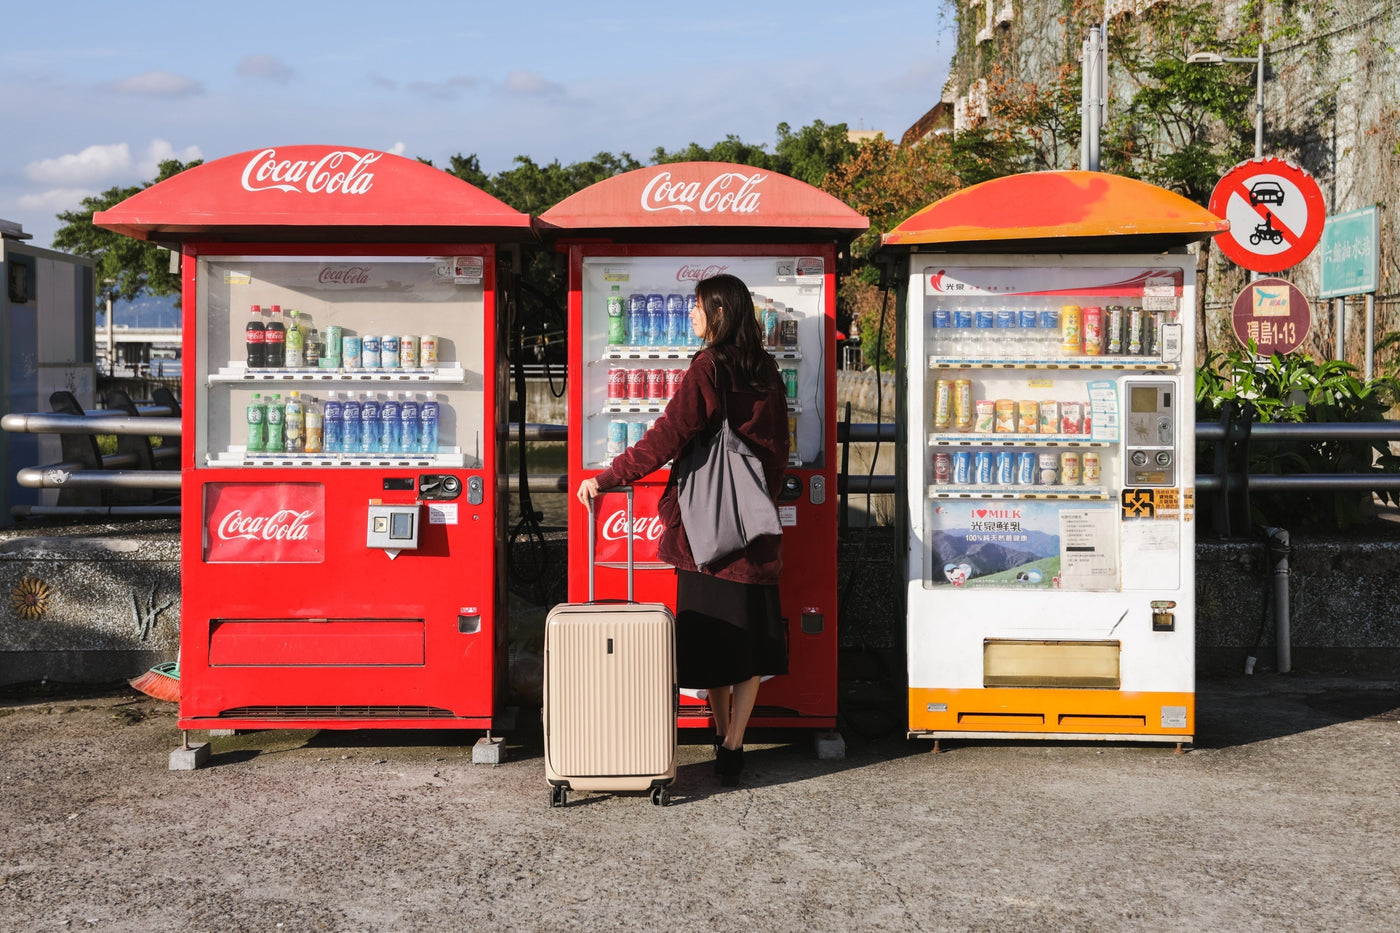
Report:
208,448,473,469
927,484,1110,500
928,356,1172,370
209,364,468,384
928,434,1112,447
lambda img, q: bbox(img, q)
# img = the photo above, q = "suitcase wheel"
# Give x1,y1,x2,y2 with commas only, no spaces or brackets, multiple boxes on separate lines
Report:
650,786,670,807
550,785,568,808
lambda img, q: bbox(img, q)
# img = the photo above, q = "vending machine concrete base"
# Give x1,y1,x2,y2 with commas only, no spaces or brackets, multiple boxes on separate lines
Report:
883,172,1228,747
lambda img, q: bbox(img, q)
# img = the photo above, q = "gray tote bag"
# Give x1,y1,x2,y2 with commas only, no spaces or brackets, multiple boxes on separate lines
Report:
674,365,783,569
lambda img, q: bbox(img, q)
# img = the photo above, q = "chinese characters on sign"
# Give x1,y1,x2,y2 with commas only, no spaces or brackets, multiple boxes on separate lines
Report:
1230,277,1312,356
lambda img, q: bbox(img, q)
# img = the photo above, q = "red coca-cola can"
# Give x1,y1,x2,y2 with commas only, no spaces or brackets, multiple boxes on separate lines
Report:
665,368,684,399
647,368,667,402
627,368,647,401
607,367,627,402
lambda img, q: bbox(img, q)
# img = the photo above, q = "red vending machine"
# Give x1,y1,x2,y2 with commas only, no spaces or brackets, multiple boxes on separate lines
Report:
95,146,533,738
537,163,867,736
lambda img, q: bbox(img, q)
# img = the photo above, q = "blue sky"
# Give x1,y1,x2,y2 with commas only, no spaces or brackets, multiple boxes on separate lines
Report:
1,1,955,249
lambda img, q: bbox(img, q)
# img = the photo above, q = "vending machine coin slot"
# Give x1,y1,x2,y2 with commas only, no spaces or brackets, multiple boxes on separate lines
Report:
466,475,484,505
1123,379,1177,487
778,474,803,503
418,474,462,500
809,474,826,505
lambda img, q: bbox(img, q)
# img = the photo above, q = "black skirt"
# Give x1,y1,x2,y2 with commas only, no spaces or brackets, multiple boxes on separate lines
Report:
674,569,788,689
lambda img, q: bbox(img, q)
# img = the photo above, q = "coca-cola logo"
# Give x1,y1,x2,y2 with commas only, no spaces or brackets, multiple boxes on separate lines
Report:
318,266,371,285
216,508,317,542
600,509,665,543
677,264,729,282
640,171,765,215
240,148,380,195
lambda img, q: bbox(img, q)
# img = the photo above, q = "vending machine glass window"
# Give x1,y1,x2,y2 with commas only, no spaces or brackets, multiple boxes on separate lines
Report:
195,255,487,470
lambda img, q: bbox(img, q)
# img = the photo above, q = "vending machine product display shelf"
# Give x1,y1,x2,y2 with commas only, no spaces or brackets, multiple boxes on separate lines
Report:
599,399,803,416
929,434,1112,447
208,449,473,469
209,365,469,384
927,484,1110,500
927,357,1173,371
599,347,803,362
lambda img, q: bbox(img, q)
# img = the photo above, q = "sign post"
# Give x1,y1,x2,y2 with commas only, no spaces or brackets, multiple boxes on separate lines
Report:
1319,206,1380,378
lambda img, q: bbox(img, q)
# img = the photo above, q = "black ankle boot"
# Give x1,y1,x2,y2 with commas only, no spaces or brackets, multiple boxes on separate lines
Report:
712,735,726,775
716,745,744,785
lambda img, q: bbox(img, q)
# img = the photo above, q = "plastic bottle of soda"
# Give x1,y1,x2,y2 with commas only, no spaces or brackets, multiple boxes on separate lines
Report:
246,305,266,368
283,390,305,453
399,393,419,455
264,305,286,367
360,392,381,454
341,392,361,454
419,391,440,455
379,391,400,454
285,309,305,368
323,391,342,453
762,298,779,348
304,397,323,454
246,392,267,452
606,285,627,345
265,393,285,452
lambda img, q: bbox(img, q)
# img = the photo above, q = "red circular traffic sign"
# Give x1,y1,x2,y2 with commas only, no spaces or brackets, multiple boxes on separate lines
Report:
1209,158,1326,273
1231,277,1312,355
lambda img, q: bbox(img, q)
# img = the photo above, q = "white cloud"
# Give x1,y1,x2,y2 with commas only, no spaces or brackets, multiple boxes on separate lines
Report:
500,70,565,98
17,188,94,214
138,140,203,176
406,76,477,101
25,144,132,186
388,142,406,155
237,54,294,83
107,70,204,98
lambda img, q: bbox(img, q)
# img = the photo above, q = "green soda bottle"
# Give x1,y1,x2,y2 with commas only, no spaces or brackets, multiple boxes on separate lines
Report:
286,309,306,367
266,393,285,452
246,392,267,452
606,285,627,345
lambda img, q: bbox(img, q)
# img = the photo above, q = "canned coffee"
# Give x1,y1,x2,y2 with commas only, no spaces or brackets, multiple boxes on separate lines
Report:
934,452,952,484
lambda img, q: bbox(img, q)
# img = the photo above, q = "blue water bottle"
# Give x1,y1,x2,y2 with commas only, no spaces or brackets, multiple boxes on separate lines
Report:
399,394,419,455
380,391,400,454
419,392,440,455
323,391,342,453
341,392,361,454
360,392,380,453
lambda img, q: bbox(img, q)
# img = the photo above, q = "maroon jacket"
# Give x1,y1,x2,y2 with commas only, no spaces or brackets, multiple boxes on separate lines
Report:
595,348,788,585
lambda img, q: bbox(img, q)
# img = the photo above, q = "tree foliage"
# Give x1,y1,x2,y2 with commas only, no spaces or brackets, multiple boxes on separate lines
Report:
51,159,200,304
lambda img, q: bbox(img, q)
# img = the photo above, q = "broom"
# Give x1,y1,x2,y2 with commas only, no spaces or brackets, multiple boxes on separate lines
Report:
130,660,180,702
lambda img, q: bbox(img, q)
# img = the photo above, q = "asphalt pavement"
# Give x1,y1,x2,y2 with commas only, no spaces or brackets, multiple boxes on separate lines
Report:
0,674,1397,932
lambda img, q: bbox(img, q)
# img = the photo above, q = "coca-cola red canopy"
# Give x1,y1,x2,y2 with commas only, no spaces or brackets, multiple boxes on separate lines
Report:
93,145,534,243
536,162,868,242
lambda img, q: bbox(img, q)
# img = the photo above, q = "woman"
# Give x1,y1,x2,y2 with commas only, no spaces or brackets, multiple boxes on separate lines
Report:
576,273,789,785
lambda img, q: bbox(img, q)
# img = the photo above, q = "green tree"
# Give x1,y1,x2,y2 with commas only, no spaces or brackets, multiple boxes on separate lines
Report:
770,120,859,186
51,158,201,304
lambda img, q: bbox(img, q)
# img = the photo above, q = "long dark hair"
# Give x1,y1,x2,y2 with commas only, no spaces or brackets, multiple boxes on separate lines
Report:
694,273,778,392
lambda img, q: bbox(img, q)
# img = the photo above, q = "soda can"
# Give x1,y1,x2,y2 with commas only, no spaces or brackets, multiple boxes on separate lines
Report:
646,294,666,346
628,294,648,346
1106,306,1125,355
647,368,667,402
993,399,1016,433
666,368,684,399
973,399,996,434
1127,307,1144,355
1061,401,1084,435
606,420,627,459
627,368,647,401
1017,400,1039,434
420,334,438,367
1149,311,1164,357
782,366,798,399
934,452,952,484
1082,306,1104,356
1060,305,1082,355
952,379,974,432
1038,400,1060,435
1082,451,1101,483
1016,451,1037,485
1037,451,1059,485
666,294,687,346
1060,451,1081,486
324,325,343,364
400,334,419,368
381,334,400,368
995,451,1014,485
607,367,628,402
952,450,973,485
361,334,381,369
627,420,646,447
342,335,363,369
974,451,994,485
932,379,953,431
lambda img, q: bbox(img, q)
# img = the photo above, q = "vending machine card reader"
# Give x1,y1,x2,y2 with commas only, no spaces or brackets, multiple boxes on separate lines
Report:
1123,379,1177,487
367,502,421,554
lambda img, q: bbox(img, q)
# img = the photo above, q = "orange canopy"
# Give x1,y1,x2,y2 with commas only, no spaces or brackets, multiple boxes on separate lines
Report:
880,171,1227,249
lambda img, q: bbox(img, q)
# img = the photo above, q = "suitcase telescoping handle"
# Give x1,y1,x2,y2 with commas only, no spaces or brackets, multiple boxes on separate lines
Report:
586,484,634,603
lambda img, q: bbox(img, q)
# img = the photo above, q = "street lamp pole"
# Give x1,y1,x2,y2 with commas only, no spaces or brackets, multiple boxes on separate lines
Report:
1252,42,1265,160
103,279,116,376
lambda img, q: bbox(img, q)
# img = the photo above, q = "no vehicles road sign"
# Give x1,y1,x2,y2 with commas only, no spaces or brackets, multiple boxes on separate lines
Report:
1209,158,1326,274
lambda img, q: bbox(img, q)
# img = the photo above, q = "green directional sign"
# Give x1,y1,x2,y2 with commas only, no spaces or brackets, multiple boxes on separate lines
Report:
1318,207,1379,298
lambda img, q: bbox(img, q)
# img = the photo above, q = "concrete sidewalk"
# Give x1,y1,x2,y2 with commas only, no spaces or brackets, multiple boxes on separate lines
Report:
1,674,1397,932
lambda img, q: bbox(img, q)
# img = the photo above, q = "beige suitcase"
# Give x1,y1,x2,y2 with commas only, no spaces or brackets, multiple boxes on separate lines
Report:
544,487,677,807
